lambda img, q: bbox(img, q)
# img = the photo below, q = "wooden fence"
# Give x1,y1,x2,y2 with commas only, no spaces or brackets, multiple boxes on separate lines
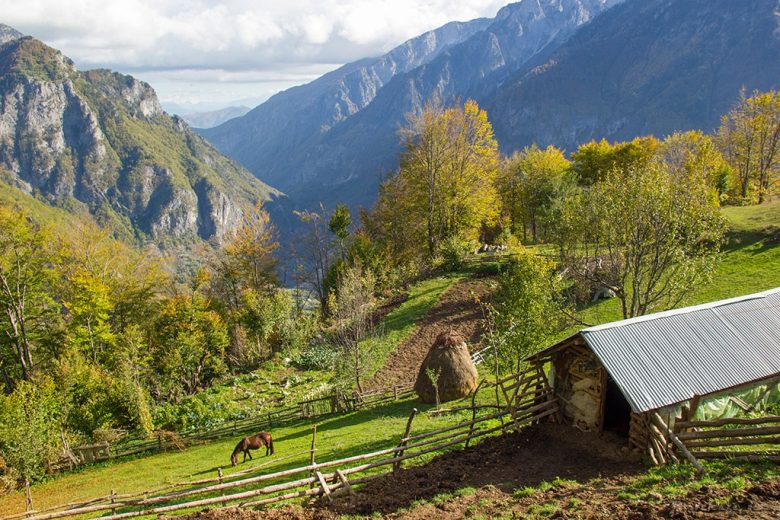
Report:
674,415,780,462
61,385,415,467
15,373,558,520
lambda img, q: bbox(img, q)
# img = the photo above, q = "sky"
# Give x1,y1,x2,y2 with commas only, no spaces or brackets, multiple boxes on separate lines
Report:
1,0,507,114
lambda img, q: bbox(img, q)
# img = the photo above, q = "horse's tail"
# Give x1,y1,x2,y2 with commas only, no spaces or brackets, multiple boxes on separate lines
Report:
268,435,275,455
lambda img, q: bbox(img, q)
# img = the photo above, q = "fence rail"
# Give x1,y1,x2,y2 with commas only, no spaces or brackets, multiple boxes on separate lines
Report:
58,384,415,469
16,371,557,520
674,415,780,461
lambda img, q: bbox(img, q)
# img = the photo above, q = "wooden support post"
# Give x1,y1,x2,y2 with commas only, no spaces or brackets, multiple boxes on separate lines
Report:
394,386,398,401
309,425,317,489
24,479,32,513
466,381,484,448
393,408,418,473
110,489,117,516
651,412,703,475
315,471,332,502
335,469,355,496
217,468,227,505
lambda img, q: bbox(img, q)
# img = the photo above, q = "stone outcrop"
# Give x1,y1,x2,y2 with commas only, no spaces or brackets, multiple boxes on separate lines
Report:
0,31,281,245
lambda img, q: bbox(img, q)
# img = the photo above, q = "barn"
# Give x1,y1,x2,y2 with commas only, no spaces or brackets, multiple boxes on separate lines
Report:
524,287,780,464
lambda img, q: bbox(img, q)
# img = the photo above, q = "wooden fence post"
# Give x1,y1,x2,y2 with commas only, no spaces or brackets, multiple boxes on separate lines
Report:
466,381,485,448
24,478,32,513
309,425,318,489
650,412,703,475
110,490,116,516
393,408,418,473
217,468,227,506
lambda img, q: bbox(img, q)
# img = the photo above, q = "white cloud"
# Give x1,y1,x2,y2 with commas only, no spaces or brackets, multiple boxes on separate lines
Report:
0,0,508,108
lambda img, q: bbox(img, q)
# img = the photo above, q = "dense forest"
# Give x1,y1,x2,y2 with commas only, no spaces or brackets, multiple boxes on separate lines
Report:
0,89,778,487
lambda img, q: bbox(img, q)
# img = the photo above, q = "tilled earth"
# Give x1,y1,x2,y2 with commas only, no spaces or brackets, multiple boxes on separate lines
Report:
364,277,494,392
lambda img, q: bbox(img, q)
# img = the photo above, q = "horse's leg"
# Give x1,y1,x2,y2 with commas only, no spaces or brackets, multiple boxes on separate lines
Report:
247,449,253,460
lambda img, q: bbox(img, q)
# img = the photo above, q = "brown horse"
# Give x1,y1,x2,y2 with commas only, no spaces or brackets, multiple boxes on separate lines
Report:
231,432,274,466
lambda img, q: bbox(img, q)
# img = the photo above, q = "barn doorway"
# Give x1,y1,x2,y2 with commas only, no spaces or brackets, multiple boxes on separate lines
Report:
602,376,632,436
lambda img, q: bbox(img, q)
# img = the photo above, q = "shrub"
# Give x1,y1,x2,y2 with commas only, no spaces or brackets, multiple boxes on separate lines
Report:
440,236,473,271
294,343,338,371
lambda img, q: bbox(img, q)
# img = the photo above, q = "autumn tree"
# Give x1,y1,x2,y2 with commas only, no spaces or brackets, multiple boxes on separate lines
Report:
553,158,725,319
149,294,229,400
717,89,780,203
571,136,659,185
210,203,278,310
657,131,731,201
497,145,574,243
392,99,499,258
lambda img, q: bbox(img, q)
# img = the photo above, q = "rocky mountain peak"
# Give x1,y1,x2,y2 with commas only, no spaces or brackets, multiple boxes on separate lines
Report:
0,23,23,45
0,33,281,246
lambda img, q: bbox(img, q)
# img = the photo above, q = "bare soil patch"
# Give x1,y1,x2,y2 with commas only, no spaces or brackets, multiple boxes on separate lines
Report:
365,277,493,392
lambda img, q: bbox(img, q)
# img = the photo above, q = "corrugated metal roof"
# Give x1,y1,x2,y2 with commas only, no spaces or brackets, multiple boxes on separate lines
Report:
579,288,780,413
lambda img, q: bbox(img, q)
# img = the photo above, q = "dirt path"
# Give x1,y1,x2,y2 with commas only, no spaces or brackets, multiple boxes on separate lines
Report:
364,277,494,392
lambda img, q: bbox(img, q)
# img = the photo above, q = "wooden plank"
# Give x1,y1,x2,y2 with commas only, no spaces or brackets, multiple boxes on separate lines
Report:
675,416,780,429
315,471,332,502
677,425,780,440
650,412,703,473
335,469,354,496
691,451,780,461
684,435,780,448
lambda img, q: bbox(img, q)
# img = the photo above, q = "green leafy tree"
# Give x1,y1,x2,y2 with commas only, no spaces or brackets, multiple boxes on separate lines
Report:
0,205,58,386
330,263,377,393
553,160,725,319
487,251,568,373
0,377,62,484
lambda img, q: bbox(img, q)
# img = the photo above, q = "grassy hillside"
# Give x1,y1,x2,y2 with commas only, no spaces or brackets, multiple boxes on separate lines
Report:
581,201,780,326
2,205,777,516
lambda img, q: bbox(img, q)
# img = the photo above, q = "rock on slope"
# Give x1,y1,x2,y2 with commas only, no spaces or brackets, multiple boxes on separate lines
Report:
0,26,282,245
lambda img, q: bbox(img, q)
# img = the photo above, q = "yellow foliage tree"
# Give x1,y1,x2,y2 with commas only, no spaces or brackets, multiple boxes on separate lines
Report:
382,99,499,259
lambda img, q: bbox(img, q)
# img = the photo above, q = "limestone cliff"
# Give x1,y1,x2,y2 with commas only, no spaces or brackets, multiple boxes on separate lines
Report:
0,31,281,245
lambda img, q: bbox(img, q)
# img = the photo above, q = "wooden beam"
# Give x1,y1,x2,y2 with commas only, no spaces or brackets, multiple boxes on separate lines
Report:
315,471,332,502
651,412,703,474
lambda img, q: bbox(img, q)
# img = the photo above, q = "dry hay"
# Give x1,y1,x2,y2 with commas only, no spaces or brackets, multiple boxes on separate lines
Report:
414,331,478,404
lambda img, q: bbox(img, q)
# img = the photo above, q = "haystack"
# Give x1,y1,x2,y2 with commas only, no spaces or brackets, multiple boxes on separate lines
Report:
414,331,479,404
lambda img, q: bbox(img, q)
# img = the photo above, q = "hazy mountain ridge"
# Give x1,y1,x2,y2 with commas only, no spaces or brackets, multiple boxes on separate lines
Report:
488,0,780,152
179,106,251,129
200,16,494,191
0,28,282,245
202,0,620,209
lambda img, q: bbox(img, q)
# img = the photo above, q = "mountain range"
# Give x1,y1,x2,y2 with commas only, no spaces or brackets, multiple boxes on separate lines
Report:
179,106,251,129
0,26,281,246
2,0,780,252
202,0,780,212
